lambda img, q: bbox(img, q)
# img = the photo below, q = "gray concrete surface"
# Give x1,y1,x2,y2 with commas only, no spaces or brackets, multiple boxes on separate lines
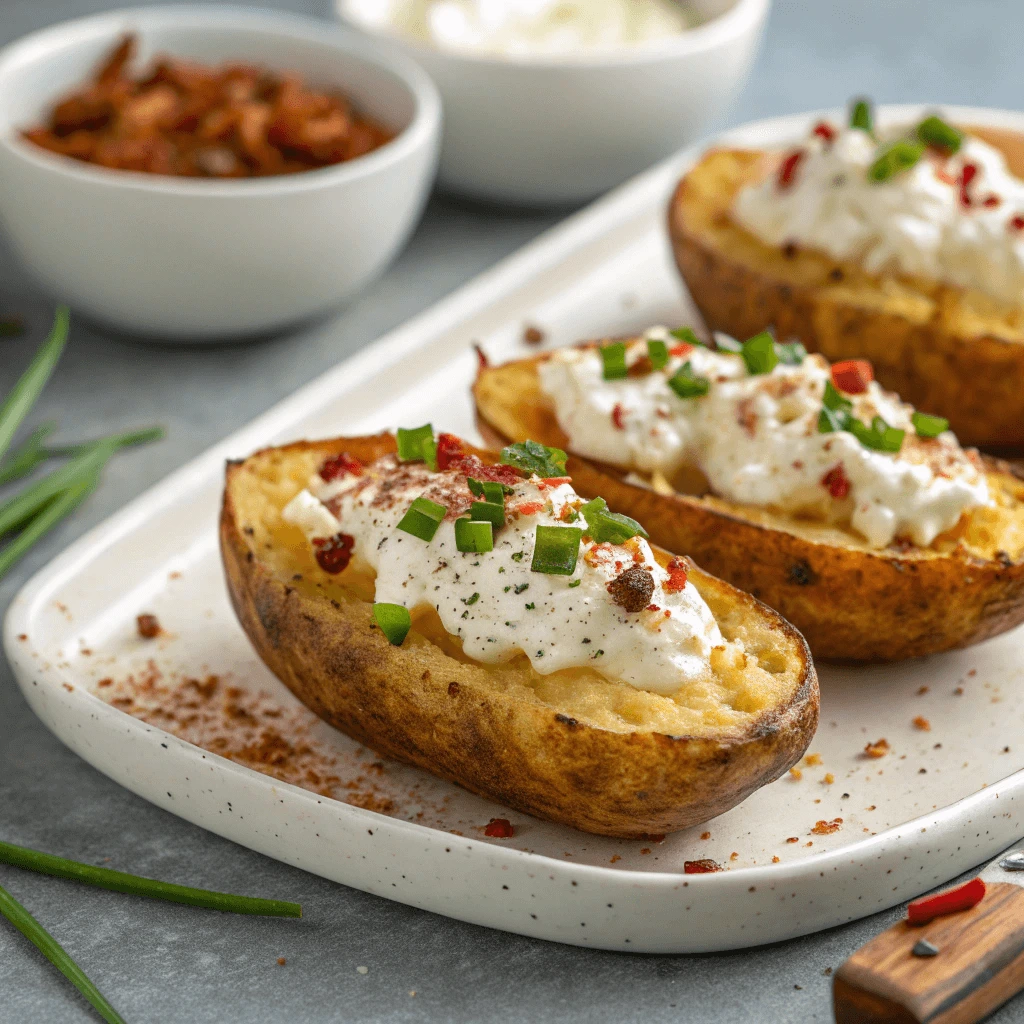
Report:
1,0,1023,1021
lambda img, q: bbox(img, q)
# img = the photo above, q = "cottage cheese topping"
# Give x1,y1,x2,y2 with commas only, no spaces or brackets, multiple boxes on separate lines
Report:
283,452,724,695
733,122,1024,306
537,330,990,549
341,0,698,57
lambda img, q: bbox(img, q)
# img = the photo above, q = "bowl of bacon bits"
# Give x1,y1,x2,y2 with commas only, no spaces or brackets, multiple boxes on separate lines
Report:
0,7,440,339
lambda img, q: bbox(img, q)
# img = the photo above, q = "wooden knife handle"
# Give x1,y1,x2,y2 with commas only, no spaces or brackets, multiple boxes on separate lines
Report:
833,882,1024,1024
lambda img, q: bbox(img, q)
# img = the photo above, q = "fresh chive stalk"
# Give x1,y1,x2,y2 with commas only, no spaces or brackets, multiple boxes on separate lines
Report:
0,881,126,1024
917,115,962,154
0,422,56,486
44,425,165,457
0,840,301,917
850,98,874,134
869,140,925,182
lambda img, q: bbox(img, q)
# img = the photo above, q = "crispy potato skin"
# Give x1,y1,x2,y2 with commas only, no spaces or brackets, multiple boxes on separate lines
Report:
473,358,1024,662
667,146,1024,450
220,434,818,838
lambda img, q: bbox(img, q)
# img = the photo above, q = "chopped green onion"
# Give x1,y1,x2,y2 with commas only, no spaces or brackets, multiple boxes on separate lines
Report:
868,140,925,182
0,305,69,464
669,327,705,347
850,98,873,134
912,411,950,438
455,517,493,553
823,381,853,413
741,331,779,375
531,525,583,576
0,882,126,1024
580,497,649,544
647,338,669,370
396,424,436,468
470,501,504,527
775,340,807,365
600,342,627,380
396,496,446,542
667,362,710,399
500,440,567,478
462,592,480,606
373,603,411,645
0,839,301,917
867,415,906,452
468,477,510,502
714,333,743,353
568,579,581,588
917,115,962,154
818,407,848,434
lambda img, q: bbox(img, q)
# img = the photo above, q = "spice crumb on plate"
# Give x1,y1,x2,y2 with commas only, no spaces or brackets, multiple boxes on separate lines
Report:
277,957,286,966
913,716,931,731
522,325,545,345
136,613,162,639
863,738,890,758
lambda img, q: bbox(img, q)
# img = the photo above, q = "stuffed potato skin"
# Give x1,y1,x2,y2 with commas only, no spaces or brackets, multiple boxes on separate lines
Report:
221,433,818,838
668,146,1024,450
473,356,1024,662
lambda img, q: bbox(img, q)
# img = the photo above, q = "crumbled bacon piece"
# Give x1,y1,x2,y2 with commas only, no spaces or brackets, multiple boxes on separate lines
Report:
664,556,688,592
312,533,355,574
435,433,465,471
831,359,873,394
318,452,362,481
627,355,654,377
1011,215,1024,232
669,342,694,358
136,613,162,639
812,121,836,144
983,194,1002,208
513,501,545,517
863,738,890,759
537,477,572,490
959,162,978,208
821,465,851,500
913,716,931,731
777,149,805,190
683,859,722,874
810,818,843,836
484,818,514,838
611,403,626,430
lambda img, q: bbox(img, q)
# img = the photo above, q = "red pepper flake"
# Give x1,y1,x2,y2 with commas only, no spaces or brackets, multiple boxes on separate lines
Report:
537,477,572,490
514,501,545,517
136,613,162,639
907,877,986,925
646,604,660,612
810,818,843,836
611,403,626,430
484,818,514,838
1010,215,1024,232
669,342,694,358
821,465,850,500
318,451,362,481
683,859,722,874
983,194,1002,208
777,149,805,190
812,120,836,145
664,556,688,592
831,359,874,394
959,162,978,208
435,432,466,471
312,533,355,574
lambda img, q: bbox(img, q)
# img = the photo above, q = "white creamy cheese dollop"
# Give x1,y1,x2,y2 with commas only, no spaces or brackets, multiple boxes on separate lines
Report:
341,0,697,57
732,120,1024,306
283,451,724,695
537,329,990,549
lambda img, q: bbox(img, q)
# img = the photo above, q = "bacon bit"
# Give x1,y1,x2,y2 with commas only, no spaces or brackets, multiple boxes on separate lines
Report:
831,359,874,394
772,856,780,863
983,194,1002,208
136,613,162,639
812,120,836,145
640,847,651,855
683,859,722,874
627,355,654,377
789,767,803,780
864,738,890,759
736,398,758,438
484,818,515,838
821,465,851,500
822,773,835,785
318,451,362,481
785,837,799,844
700,831,711,840
777,149,805,190
536,477,572,490
669,342,694,357
312,533,355,574
522,325,545,346
664,556,688,593
729,852,739,862
917,686,930,695
473,343,489,369
609,855,621,864
513,501,545,517
435,432,465,471
913,716,931,731
803,752,822,766
611,403,626,430
1010,215,1024,232
811,818,843,835
959,162,978,208
907,877,985,925
277,957,287,966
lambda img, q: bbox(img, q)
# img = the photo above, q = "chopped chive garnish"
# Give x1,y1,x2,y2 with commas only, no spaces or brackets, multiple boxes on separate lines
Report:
741,331,779,375
514,582,529,594
396,496,446,542
531,525,583,576
847,415,904,452
373,603,411,645
912,410,950,438
0,305,69,464
823,381,853,413
714,333,743,353
669,327,704,347
868,140,925,182
917,115,962,154
818,407,848,434
600,342,627,380
0,882,126,1024
470,501,504,528
455,517,493,553
667,362,710,399
468,477,511,502
775,340,807,365
510,551,525,562
396,424,436,468
850,98,873,134
647,338,669,370
500,440,567,478
568,579,581,588
580,497,649,545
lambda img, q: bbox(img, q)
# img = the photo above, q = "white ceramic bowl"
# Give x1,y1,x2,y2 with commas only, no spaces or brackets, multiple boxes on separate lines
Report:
0,6,441,340
337,0,768,206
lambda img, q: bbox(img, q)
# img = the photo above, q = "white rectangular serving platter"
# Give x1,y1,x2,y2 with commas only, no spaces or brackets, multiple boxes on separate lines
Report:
7,105,1024,954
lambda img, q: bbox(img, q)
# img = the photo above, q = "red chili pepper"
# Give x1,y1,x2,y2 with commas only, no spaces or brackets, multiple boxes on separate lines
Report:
514,501,545,516
1011,215,1024,232
484,818,514,838
664,556,688,592
611,403,626,430
907,877,986,925
959,162,978,208
312,533,355,573
821,465,851,500
777,149,805,190
831,359,874,394
683,859,722,874
812,120,836,144
318,452,362,481
669,342,694,358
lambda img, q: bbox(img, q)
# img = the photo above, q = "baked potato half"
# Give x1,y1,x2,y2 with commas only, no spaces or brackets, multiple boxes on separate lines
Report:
667,134,1024,450
220,433,818,838
473,354,1024,662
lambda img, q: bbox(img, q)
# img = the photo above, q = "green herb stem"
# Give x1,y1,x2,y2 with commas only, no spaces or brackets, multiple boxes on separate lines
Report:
45,425,165,457
0,881,126,1024
0,421,56,486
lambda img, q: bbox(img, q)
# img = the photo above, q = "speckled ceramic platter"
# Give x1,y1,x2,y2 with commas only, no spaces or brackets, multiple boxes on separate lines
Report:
7,106,1024,954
